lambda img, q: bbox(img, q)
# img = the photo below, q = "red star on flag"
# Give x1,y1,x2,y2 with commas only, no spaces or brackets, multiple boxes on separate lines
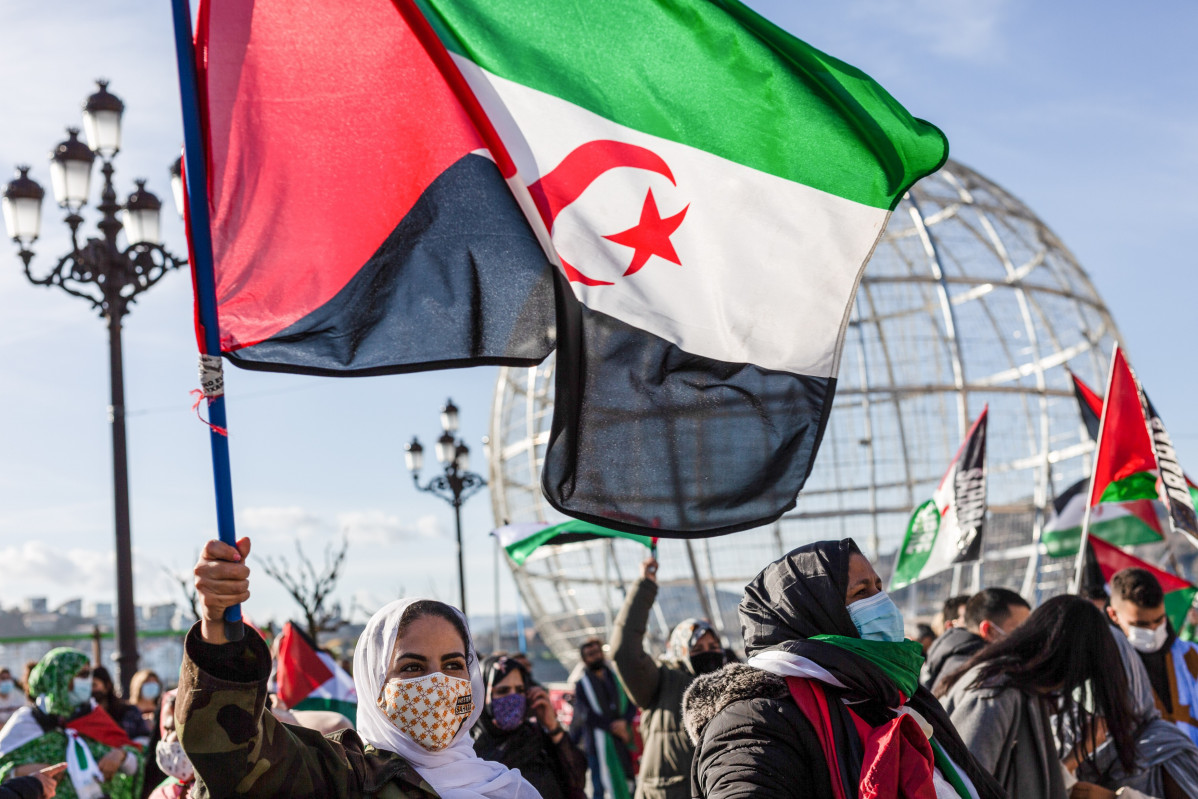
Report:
604,189,689,277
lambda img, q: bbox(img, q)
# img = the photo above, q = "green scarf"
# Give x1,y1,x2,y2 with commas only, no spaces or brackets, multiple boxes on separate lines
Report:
29,648,90,717
810,636,969,799
810,635,925,699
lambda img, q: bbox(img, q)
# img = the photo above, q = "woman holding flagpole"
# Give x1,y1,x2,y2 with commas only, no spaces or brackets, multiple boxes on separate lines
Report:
177,537,542,799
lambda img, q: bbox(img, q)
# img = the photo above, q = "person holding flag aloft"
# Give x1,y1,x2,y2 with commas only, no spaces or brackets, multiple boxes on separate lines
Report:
610,557,722,799
177,537,542,799
1107,567,1198,748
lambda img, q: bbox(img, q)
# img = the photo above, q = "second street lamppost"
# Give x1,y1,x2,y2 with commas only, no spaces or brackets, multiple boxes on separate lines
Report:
406,399,487,616
1,80,186,694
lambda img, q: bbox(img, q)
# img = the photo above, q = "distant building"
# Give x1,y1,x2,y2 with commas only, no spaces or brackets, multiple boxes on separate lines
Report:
56,599,83,618
23,598,46,615
141,603,176,632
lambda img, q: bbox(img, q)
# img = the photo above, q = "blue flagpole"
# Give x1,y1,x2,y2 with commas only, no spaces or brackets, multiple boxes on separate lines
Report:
169,0,243,640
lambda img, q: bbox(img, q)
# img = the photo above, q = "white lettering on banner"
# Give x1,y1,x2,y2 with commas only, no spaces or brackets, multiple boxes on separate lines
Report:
905,501,940,555
954,468,986,529
1151,418,1196,510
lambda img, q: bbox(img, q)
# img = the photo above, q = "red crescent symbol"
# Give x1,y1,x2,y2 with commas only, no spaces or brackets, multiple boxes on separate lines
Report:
528,140,677,286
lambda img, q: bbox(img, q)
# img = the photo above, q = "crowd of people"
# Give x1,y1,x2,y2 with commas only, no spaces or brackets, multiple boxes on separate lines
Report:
3,536,1198,798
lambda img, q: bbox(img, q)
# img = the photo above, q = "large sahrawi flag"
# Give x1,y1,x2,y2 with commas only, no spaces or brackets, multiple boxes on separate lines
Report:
196,0,947,536
892,406,987,588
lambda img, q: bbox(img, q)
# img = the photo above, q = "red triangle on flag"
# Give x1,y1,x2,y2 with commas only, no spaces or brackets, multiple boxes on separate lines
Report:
1090,347,1157,507
276,621,334,709
1088,535,1192,594
1120,498,1165,536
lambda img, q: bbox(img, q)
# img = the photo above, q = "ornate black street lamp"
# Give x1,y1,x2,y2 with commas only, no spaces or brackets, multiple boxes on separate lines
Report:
406,399,487,616
2,80,186,695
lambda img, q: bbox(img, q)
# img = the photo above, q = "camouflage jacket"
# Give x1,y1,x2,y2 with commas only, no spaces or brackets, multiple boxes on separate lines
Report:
176,625,440,799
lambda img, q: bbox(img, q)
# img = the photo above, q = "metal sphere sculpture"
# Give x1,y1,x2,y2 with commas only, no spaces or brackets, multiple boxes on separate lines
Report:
489,159,1120,666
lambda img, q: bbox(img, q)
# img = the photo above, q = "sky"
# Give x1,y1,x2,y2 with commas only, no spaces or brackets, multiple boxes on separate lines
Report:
1,1,1195,628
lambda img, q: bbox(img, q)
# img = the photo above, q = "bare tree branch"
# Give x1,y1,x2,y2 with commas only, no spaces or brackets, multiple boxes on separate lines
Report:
260,534,351,644
164,555,200,622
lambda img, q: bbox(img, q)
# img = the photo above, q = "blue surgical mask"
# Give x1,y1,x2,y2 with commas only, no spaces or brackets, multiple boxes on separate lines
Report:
141,682,161,700
848,591,906,643
69,678,93,706
0,680,13,696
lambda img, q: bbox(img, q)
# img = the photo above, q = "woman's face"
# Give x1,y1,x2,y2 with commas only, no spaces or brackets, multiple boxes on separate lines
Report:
489,668,526,704
386,614,469,681
845,553,884,606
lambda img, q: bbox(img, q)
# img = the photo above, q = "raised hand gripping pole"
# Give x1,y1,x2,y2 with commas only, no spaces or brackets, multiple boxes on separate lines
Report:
170,0,243,641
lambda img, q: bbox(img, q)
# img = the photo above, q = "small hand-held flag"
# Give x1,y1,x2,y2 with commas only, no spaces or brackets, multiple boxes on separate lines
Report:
276,622,358,719
492,520,654,566
891,406,988,589
1071,345,1198,591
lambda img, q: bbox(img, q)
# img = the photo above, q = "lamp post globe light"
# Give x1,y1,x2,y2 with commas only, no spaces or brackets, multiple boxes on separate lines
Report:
407,399,487,616
2,80,187,695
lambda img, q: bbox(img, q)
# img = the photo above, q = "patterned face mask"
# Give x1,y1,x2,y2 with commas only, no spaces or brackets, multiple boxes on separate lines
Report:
155,739,194,783
489,692,527,731
377,673,474,751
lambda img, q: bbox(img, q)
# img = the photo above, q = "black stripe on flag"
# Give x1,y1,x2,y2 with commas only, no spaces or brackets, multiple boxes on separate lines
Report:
228,153,557,377
544,288,836,537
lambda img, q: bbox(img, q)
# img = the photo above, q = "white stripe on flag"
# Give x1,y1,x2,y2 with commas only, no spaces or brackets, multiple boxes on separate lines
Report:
746,651,847,688
456,58,888,378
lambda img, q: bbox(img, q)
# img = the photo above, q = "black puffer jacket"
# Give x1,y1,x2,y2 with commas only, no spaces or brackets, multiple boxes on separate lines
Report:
682,539,1007,799
683,664,834,799
920,627,984,692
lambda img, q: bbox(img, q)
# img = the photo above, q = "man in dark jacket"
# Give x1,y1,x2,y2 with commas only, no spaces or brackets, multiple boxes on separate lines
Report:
920,587,1029,692
611,558,723,799
571,639,636,799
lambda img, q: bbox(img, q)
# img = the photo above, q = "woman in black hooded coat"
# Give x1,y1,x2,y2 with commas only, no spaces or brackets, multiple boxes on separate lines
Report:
682,538,1007,799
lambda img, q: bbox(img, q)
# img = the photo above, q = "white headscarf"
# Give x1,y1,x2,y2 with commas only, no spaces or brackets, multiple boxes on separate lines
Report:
353,597,541,799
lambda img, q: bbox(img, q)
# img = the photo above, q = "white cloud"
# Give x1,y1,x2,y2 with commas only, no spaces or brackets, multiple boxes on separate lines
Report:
847,0,1009,63
240,505,326,540
238,505,445,547
338,511,444,544
0,541,115,600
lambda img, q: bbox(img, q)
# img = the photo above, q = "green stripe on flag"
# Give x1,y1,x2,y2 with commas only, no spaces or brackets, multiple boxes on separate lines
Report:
604,732,633,799
1099,471,1158,503
504,520,654,565
1165,588,1197,635
1043,515,1164,558
293,696,357,720
415,0,947,209
891,499,940,588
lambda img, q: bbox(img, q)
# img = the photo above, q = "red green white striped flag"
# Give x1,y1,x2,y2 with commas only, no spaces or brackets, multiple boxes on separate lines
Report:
1088,536,1197,633
492,520,653,566
1085,347,1198,546
892,406,987,588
